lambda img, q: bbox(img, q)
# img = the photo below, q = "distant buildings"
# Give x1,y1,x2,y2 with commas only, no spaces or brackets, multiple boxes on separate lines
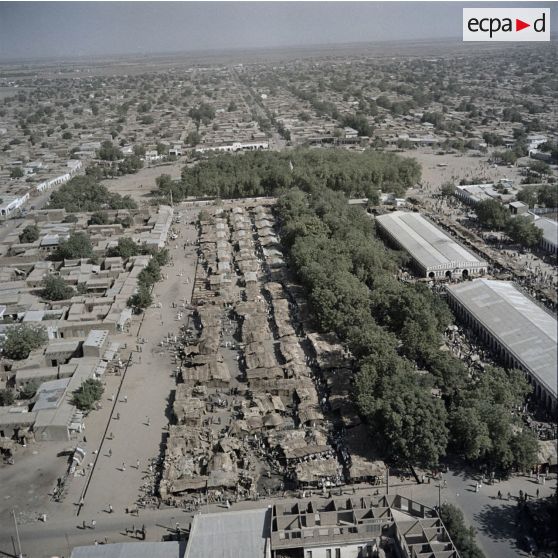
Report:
375,211,487,279
194,141,269,154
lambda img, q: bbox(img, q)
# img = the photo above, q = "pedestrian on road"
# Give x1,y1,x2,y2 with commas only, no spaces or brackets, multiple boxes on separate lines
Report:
124,395,128,403
536,488,540,498
108,504,113,513
82,520,86,529
116,412,120,420
122,462,126,471
146,417,150,426
507,491,511,501
136,459,140,469
498,490,502,499
91,520,96,529
108,448,112,457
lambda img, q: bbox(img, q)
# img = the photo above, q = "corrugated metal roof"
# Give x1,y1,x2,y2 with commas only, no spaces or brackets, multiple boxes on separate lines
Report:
185,508,270,558
376,211,485,271
448,279,557,398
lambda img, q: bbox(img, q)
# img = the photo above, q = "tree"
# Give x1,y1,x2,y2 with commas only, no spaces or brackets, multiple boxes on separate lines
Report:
505,216,543,248
127,284,153,312
41,274,75,301
107,237,141,259
516,188,538,208
441,182,455,197
0,389,15,406
528,160,551,176
97,140,123,161
88,211,109,225
475,199,509,229
2,324,48,360
509,430,539,472
185,131,201,146
133,144,146,157
72,379,104,411
49,176,137,212
52,232,94,261
440,504,485,558
10,167,23,179
20,380,39,400
62,131,73,140
19,224,40,244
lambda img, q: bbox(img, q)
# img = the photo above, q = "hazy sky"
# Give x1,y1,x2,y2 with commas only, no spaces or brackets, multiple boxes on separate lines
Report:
0,1,555,60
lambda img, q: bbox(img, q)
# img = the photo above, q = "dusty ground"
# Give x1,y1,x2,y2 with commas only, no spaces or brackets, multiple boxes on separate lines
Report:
102,161,184,206
397,148,525,193
0,206,199,549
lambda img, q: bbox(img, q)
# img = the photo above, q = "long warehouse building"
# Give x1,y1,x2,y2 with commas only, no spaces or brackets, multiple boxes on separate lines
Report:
375,211,487,279
447,279,557,412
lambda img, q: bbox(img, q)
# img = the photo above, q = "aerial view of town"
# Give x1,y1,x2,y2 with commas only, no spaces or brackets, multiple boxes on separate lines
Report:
0,2,556,557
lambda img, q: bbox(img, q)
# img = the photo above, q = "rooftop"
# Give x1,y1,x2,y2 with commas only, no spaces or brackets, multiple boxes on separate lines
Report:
447,279,557,398
185,507,271,558
376,211,485,271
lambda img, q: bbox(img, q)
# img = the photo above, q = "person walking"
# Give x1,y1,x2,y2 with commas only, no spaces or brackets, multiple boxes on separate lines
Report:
91,520,96,529
498,490,502,500
107,448,112,457
108,504,113,514
136,459,140,469
122,462,126,471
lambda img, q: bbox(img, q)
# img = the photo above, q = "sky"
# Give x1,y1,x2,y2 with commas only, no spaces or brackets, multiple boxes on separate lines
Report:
0,1,555,61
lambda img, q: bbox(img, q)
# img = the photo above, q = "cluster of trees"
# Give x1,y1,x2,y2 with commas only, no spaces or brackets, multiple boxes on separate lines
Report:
126,247,169,313
276,186,537,473
189,103,216,128
440,504,485,558
72,378,104,411
155,149,420,202
51,231,94,261
49,176,137,212
19,224,40,244
40,274,75,301
517,183,558,209
1,324,48,360
475,199,542,248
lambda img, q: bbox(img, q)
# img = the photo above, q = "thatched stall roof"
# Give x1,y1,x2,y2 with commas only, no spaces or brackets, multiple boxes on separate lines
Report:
307,332,352,369
245,367,284,382
538,440,557,466
279,336,305,364
181,357,230,387
295,458,341,484
264,282,285,299
298,404,324,425
349,457,387,481
263,413,285,429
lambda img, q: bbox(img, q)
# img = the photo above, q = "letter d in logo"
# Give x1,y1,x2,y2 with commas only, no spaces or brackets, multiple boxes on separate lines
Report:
534,13,546,32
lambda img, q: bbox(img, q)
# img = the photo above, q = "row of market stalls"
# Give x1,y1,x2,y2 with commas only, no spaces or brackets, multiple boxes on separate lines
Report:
159,202,386,506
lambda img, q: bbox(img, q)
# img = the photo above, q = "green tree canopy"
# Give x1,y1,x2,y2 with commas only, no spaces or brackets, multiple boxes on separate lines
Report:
19,224,40,244
40,274,75,301
440,503,485,558
97,140,123,161
72,379,104,411
2,324,48,360
52,232,94,261
49,176,137,212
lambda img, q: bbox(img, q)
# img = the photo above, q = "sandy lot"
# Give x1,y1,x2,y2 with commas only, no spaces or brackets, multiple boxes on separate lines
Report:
102,161,184,206
397,148,525,193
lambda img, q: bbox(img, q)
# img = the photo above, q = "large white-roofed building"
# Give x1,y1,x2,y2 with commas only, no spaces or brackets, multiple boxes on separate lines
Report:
375,211,487,279
447,279,557,412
